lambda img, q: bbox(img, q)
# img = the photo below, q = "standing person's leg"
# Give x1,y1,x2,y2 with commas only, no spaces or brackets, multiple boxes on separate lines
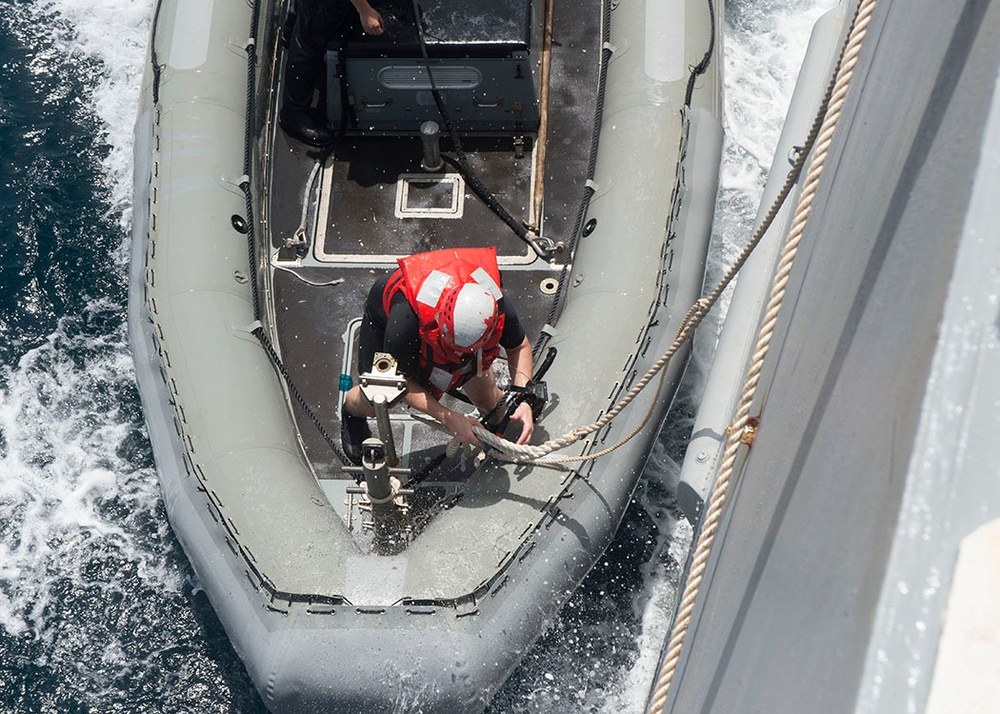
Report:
280,0,355,146
341,275,389,462
344,274,392,415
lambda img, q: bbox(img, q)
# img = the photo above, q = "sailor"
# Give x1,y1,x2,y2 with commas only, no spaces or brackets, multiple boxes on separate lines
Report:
341,247,535,464
280,0,385,146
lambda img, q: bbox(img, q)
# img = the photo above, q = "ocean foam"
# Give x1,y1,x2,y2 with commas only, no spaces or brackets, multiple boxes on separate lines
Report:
0,302,181,639
25,0,150,232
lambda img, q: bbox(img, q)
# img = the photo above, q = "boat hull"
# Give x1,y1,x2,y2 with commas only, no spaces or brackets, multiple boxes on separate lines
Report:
129,0,724,709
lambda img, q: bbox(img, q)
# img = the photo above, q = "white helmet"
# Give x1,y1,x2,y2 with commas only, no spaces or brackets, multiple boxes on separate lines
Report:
439,282,500,353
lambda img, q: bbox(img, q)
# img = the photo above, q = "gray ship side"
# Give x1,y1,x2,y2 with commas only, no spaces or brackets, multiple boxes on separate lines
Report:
660,0,1000,712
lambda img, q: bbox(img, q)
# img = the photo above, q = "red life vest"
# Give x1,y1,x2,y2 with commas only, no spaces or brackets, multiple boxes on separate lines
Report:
382,247,506,396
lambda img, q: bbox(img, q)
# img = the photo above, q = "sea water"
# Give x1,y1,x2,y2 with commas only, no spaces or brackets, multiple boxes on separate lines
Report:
0,0,834,710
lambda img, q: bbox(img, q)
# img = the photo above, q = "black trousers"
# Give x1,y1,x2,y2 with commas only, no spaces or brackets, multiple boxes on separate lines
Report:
289,0,358,63
283,0,358,108
358,274,393,375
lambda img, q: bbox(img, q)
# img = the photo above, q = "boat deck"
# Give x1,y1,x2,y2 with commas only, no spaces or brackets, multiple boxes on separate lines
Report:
263,0,600,505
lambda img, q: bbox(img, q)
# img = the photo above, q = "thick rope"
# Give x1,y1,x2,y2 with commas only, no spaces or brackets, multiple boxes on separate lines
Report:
474,17,829,466
646,1,876,711
474,131,808,464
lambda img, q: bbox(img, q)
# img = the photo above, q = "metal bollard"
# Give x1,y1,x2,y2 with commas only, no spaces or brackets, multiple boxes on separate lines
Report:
361,437,392,503
420,120,444,172
371,393,398,468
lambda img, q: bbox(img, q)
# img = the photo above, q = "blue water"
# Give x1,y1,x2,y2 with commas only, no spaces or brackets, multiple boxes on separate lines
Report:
0,0,831,710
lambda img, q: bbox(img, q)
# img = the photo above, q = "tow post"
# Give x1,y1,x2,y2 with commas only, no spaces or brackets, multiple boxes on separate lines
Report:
353,353,412,552
358,352,407,465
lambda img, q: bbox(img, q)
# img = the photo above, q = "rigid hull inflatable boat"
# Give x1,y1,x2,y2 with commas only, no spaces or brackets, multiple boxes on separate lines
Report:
129,0,723,710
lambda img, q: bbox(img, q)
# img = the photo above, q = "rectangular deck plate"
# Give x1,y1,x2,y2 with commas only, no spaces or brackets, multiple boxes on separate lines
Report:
394,173,465,219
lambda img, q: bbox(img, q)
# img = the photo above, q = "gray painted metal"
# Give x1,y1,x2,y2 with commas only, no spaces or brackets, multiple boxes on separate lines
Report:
129,0,724,711
660,0,1000,712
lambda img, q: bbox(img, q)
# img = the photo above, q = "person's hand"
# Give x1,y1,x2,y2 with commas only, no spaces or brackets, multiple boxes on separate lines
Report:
443,411,483,445
507,402,534,445
360,8,384,35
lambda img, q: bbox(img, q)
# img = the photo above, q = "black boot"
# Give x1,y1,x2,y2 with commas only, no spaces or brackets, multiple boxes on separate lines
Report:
341,404,372,466
279,59,334,147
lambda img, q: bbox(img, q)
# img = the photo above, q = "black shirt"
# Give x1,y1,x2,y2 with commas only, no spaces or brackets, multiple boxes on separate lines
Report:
359,274,526,380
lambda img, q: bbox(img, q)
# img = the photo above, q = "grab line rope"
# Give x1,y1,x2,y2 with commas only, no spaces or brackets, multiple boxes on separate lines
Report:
646,1,877,711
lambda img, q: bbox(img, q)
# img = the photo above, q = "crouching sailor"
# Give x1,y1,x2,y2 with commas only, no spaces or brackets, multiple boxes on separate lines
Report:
341,247,535,464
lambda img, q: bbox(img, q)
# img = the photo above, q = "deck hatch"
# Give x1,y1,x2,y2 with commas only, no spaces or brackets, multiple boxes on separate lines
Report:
395,173,465,219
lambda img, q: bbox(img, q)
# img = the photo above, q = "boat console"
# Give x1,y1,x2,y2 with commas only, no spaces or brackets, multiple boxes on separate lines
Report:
325,0,541,133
